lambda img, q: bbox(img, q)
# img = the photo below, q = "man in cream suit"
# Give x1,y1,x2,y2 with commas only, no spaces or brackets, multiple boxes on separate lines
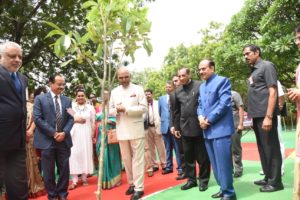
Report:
144,89,167,177
109,67,147,200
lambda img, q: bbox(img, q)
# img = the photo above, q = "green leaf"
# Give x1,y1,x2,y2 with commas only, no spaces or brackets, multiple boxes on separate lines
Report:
126,18,132,33
72,31,81,43
96,44,103,58
45,29,65,38
81,33,90,44
61,35,72,51
43,21,65,33
61,59,74,67
143,39,153,56
54,37,62,57
82,1,98,9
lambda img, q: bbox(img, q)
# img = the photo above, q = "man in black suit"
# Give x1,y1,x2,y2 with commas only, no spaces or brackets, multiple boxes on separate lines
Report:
169,75,186,180
0,41,28,199
34,74,74,200
174,68,211,191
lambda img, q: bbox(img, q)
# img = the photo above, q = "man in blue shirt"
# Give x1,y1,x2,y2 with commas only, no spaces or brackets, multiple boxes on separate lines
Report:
197,59,236,200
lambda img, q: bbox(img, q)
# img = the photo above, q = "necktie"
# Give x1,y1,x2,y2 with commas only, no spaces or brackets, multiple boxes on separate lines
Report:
11,73,21,95
55,95,63,132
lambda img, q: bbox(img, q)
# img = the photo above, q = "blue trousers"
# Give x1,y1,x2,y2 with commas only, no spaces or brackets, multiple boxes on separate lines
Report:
205,136,235,197
162,131,182,174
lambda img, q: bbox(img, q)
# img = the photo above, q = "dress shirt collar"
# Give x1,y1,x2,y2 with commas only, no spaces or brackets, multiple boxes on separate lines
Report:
50,91,61,99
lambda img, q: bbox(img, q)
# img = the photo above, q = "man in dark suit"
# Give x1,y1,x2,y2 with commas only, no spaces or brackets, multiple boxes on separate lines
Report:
0,41,28,200
169,75,186,180
34,74,74,200
174,68,211,191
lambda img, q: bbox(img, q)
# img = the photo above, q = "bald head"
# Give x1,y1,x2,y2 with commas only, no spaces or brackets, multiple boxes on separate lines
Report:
117,67,131,87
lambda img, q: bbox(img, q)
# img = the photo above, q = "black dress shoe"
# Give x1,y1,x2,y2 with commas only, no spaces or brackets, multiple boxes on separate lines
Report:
176,173,187,180
259,184,284,192
125,185,135,195
180,181,197,190
199,184,208,191
162,169,173,175
211,191,223,198
153,166,159,172
130,191,144,200
233,172,242,178
254,179,267,186
221,194,237,200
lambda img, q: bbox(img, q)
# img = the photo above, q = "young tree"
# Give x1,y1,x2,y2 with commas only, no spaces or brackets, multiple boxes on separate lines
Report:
46,0,152,199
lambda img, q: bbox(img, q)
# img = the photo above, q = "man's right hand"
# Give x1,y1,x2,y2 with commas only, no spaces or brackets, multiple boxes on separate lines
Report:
170,127,175,134
174,131,181,138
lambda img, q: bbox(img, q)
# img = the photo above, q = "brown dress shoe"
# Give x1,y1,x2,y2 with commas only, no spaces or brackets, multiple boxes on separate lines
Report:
68,183,77,190
147,171,154,177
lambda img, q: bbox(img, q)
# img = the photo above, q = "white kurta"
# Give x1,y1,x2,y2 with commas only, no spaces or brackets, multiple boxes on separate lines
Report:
69,103,95,174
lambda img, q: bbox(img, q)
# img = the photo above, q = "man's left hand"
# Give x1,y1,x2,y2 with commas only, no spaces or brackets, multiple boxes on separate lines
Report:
54,132,65,142
262,117,272,132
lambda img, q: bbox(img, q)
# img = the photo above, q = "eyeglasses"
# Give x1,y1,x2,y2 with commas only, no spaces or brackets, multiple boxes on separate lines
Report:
118,76,129,80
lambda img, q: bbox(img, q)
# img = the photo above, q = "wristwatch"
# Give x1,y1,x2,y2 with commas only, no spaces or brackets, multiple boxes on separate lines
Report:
266,114,273,119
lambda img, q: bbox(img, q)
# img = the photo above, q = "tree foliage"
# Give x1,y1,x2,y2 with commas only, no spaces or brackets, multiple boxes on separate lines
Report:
0,0,88,93
145,0,300,100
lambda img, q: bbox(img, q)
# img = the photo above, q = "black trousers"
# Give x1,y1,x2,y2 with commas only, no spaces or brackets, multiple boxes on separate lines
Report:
252,117,282,186
182,136,210,185
0,149,28,200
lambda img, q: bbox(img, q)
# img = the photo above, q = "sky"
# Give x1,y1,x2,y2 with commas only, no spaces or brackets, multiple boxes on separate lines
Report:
127,0,245,71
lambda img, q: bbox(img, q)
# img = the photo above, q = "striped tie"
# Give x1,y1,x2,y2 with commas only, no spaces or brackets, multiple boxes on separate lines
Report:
55,95,63,132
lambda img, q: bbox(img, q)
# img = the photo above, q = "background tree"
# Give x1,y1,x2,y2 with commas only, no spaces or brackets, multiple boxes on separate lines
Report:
0,0,89,93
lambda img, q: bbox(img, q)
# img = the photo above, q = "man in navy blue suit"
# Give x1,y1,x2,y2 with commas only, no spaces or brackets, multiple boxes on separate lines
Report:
34,74,74,200
0,41,28,200
158,81,183,176
197,59,236,200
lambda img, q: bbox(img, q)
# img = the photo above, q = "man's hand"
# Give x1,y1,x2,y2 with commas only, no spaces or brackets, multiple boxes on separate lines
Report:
199,117,210,130
174,131,181,138
26,130,34,142
54,132,65,142
237,124,244,132
288,88,300,102
262,117,272,132
170,127,175,135
116,103,126,113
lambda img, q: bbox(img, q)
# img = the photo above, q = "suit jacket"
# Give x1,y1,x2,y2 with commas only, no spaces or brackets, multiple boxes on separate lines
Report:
197,74,234,139
169,91,176,128
174,80,203,137
109,83,147,140
158,94,170,134
0,65,27,150
33,92,74,149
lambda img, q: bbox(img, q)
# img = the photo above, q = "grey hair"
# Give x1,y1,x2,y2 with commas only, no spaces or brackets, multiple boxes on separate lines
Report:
0,41,22,55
